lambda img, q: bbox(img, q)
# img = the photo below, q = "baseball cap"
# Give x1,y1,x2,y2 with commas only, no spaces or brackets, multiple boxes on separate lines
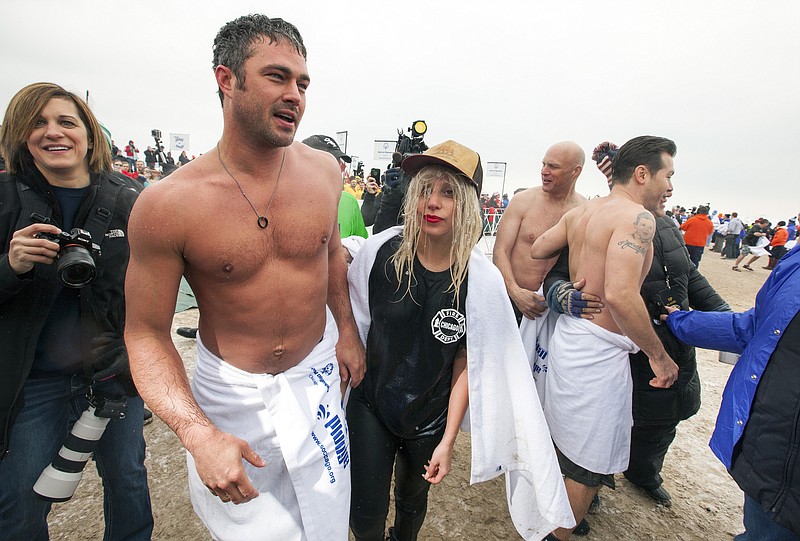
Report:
302,135,351,163
401,140,483,195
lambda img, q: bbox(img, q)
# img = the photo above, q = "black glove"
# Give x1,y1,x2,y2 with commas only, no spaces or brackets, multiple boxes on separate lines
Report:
383,167,402,189
546,280,591,318
89,331,129,383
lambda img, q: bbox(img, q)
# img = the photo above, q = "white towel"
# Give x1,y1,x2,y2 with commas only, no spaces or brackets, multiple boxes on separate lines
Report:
187,310,350,541
544,316,639,475
348,227,575,540
518,300,560,406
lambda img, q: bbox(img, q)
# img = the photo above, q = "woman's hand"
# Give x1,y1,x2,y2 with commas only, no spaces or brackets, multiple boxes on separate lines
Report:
423,440,454,484
8,223,61,274
659,304,680,321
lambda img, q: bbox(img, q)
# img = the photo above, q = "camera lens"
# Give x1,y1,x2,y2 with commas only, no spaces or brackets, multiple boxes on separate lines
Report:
57,245,97,288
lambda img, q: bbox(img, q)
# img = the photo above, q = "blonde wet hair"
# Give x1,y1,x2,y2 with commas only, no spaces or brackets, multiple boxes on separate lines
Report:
390,165,482,309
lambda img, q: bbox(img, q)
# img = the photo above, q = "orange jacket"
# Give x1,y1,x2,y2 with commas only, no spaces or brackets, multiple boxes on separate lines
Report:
771,227,788,247
680,214,715,247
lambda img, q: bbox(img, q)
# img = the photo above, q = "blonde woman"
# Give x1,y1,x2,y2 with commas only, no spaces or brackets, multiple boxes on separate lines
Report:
346,141,575,541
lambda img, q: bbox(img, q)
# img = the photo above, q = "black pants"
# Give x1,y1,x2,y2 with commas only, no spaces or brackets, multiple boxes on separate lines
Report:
723,234,741,259
347,389,441,541
685,245,704,269
623,423,677,490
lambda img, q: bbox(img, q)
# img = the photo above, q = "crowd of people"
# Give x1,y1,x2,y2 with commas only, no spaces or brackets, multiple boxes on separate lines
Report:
1,12,799,541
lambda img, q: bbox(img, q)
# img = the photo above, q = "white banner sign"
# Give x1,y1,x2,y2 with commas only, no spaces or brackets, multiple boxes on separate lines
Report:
374,140,396,161
486,161,507,177
336,131,348,153
170,133,190,152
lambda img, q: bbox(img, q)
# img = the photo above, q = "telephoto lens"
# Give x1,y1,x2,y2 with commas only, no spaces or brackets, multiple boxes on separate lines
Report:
33,405,114,502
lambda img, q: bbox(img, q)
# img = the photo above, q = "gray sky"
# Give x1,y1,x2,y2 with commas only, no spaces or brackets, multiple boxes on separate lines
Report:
2,0,798,223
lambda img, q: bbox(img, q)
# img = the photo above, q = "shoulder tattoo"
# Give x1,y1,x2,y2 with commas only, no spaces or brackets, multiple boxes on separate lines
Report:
617,211,655,255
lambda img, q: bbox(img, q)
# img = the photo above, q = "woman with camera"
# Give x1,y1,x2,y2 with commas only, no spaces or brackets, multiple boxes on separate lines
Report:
0,82,153,540
346,140,573,541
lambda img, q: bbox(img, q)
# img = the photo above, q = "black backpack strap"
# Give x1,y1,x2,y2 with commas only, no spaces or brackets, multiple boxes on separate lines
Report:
80,179,122,263
77,178,123,380
15,181,52,230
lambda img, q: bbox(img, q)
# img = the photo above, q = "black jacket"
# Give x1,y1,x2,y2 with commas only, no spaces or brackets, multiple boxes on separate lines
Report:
544,215,729,426
0,168,141,458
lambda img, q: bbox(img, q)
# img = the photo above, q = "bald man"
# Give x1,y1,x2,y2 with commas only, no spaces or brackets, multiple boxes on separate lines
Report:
493,142,588,399
494,141,587,321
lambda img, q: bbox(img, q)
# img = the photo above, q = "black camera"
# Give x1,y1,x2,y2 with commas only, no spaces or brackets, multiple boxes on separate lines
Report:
151,129,166,164
32,213,101,288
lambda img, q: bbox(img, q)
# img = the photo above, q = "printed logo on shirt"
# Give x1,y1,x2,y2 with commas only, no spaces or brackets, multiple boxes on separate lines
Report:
431,308,466,344
105,229,125,238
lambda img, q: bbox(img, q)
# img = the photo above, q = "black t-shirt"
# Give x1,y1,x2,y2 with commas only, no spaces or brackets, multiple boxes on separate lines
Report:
32,185,91,374
744,225,763,246
361,235,468,438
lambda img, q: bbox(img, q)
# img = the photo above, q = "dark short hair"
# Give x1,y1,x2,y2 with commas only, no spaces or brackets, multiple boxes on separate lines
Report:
212,14,306,107
611,136,677,186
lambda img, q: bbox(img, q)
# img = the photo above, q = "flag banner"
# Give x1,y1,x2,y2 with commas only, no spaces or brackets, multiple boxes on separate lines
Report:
170,133,190,152
374,140,396,161
486,161,506,177
336,131,348,153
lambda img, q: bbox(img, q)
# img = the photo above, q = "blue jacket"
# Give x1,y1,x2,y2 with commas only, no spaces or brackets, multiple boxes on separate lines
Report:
666,245,800,469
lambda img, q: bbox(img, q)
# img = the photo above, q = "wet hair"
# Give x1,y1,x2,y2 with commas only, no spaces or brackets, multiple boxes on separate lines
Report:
611,136,676,186
212,14,306,107
391,165,482,309
0,82,111,175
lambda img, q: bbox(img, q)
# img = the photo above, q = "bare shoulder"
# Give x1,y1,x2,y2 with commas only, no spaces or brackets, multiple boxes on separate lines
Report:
129,154,219,244
292,142,342,193
567,191,589,209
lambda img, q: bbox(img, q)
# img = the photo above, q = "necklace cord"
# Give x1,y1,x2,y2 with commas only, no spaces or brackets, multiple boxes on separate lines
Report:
217,144,286,229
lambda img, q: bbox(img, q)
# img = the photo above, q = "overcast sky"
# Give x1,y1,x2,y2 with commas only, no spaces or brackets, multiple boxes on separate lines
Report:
2,0,798,223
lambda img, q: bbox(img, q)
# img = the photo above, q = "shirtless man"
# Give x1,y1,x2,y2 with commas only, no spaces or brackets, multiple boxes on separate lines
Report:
493,141,586,320
531,136,679,541
124,15,364,541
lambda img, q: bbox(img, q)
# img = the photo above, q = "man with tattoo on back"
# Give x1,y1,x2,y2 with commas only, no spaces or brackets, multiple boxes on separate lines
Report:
531,136,679,541
124,15,364,541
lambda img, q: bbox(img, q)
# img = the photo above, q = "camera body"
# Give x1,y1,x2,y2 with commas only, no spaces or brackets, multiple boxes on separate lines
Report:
32,214,101,288
150,129,161,140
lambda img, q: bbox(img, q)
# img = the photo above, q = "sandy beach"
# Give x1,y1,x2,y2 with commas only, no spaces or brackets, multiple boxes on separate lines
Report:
47,246,772,541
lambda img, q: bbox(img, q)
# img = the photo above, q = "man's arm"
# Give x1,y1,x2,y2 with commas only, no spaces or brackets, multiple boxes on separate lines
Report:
605,210,678,388
531,214,568,260
543,247,603,319
125,190,264,505
327,222,366,389
493,198,546,318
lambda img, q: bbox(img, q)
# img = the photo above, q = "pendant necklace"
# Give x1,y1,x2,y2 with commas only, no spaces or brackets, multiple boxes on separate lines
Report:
217,144,286,229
